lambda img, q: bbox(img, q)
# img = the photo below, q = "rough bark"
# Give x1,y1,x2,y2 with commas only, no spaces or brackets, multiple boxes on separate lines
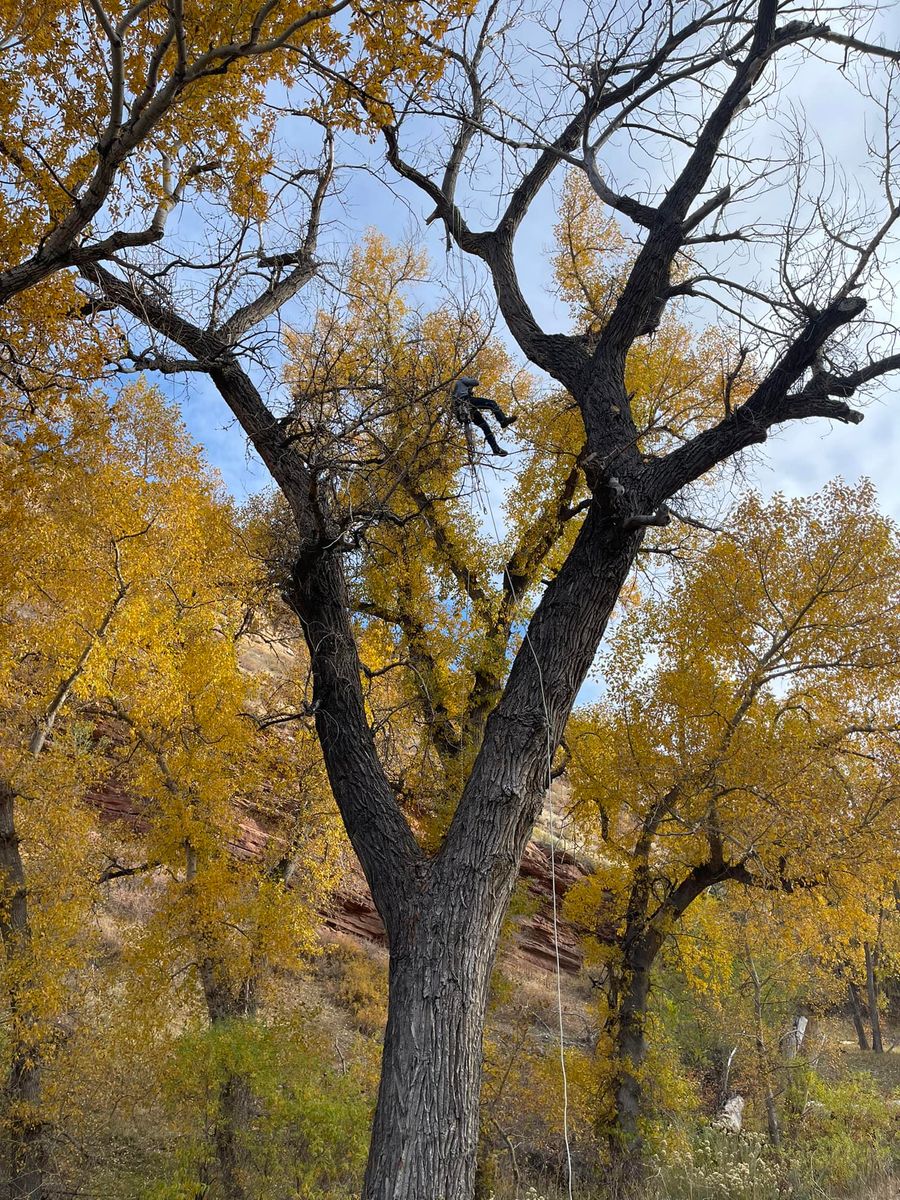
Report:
74,14,900,1182
290,512,643,1200
864,941,884,1054
212,1070,254,1200
362,888,494,1200
0,784,44,1200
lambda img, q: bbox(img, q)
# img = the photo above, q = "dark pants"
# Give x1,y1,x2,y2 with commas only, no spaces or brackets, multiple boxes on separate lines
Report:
466,395,511,455
469,395,510,422
468,410,503,454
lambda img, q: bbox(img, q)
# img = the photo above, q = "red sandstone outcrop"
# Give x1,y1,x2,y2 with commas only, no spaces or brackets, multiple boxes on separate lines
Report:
320,838,590,974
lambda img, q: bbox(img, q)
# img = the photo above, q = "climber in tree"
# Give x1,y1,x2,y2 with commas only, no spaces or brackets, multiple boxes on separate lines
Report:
452,376,516,457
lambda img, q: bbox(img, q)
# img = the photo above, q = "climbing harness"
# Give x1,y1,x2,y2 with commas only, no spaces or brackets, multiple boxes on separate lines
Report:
451,375,516,457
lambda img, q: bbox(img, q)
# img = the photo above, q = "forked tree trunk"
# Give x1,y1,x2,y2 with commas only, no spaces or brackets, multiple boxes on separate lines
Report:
864,942,884,1054
607,864,735,1178
275,449,645,1200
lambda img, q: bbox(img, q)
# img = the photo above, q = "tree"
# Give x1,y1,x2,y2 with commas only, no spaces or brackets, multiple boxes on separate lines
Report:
76,3,900,1194
564,482,900,1164
0,381,272,1196
1,373,364,1198
0,383,188,1196
108,610,342,1199
0,0,472,482
822,876,900,1055
0,0,462,310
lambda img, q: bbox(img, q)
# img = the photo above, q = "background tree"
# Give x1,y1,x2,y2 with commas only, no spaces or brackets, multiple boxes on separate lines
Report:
0,0,462,310
107,614,342,1199
564,481,900,1166
0,380,234,1197
0,379,350,1197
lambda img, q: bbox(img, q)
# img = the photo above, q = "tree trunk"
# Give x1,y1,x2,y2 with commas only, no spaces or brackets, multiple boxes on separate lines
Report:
4,1055,43,1200
192,844,257,1200
747,950,780,1146
606,861,739,1177
281,505,644,1200
213,1071,253,1200
610,943,653,1180
362,894,496,1200
0,784,44,1200
847,982,869,1051
864,942,883,1054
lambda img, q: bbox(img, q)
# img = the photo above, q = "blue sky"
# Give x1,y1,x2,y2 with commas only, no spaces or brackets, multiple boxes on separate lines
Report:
146,3,899,578
154,18,900,711
168,31,900,524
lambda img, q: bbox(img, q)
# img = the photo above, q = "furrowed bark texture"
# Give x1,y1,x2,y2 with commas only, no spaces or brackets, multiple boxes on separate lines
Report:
293,511,641,1200
0,784,44,1200
289,510,644,1200
363,896,492,1200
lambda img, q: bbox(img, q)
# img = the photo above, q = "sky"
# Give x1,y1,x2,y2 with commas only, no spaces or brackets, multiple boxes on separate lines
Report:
165,13,900,528
146,8,900,714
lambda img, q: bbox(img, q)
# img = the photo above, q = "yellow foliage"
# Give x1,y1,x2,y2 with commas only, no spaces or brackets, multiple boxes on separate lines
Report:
0,378,346,1154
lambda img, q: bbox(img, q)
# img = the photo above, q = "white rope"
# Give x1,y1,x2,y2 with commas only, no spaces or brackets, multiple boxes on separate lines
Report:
446,224,574,1193
477,465,575,1200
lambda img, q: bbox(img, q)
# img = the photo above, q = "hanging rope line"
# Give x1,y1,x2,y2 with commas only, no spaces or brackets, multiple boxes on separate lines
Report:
475,460,575,1200
446,220,575,1197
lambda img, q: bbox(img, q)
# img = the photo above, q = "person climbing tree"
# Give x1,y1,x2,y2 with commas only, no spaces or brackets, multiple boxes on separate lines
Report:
452,376,516,456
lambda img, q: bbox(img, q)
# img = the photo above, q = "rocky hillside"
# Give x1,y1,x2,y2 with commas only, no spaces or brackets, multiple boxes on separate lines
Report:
90,628,596,978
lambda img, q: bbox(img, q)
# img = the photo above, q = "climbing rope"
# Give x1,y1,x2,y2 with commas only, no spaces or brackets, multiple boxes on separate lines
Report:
475,457,575,1200
446,221,574,1197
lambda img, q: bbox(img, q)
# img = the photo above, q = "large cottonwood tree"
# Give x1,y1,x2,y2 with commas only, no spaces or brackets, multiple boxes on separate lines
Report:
73,2,900,1197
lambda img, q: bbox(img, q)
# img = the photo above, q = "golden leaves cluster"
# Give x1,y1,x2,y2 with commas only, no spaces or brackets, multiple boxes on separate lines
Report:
566,480,900,964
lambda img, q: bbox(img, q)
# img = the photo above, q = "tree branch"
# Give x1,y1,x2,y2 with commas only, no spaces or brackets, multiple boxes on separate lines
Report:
648,295,867,503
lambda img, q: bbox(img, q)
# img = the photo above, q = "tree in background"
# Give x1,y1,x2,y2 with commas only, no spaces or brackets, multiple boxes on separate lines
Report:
107,614,342,1199
564,482,900,1166
0,0,462,310
0,381,238,1196
0,381,350,1197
